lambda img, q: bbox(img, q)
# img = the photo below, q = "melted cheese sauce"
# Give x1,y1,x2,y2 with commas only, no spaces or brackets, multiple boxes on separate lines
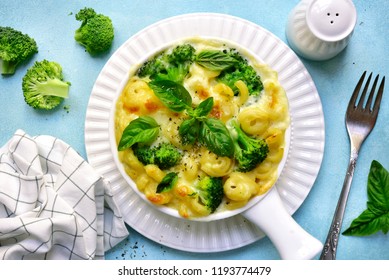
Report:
114,37,290,218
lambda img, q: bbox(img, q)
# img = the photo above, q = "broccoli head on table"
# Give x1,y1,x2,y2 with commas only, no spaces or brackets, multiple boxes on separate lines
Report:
22,60,70,110
74,7,114,55
0,26,38,75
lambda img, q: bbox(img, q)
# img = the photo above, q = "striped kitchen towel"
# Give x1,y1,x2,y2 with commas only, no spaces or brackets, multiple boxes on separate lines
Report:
0,130,128,260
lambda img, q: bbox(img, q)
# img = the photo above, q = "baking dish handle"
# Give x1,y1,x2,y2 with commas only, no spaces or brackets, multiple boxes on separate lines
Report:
242,187,323,260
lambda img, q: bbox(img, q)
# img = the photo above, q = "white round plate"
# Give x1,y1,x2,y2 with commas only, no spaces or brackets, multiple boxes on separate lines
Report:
84,13,325,253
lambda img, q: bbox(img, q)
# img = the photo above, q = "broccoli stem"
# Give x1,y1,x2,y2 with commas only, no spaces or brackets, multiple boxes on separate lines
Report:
1,60,17,75
74,31,84,46
34,79,70,98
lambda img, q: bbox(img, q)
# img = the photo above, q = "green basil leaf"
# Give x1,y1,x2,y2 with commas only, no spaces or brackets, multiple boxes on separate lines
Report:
193,97,214,118
118,116,159,151
343,160,389,236
367,160,389,210
199,118,234,157
342,208,388,236
149,80,192,112
156,172,178,193
195,50,237,71
179,117,200,145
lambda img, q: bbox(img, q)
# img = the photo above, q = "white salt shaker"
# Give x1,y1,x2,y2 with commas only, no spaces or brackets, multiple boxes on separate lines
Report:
286,0,357,61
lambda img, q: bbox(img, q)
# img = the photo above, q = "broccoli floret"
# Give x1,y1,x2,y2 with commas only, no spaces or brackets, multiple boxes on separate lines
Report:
229,120,269,172
74,7,114,55
132,144,154,164
22,60,70,110
137,44,195,84
137,52,167,78
154,143,183,169
167,44,196,65
217,49,263,96
0,26,38,75
133,142,182,170
194,176,224,213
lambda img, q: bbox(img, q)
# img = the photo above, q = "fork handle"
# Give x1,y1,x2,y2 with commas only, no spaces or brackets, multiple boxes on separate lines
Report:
320,148,359,260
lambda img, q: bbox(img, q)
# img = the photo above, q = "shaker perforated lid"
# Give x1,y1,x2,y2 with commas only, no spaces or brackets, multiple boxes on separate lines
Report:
306,0,357,42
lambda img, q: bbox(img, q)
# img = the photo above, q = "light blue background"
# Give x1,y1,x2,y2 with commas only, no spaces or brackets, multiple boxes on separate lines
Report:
1,0,388,260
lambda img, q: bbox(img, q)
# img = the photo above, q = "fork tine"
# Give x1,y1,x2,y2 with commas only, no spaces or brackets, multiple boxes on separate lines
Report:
365,74,379,111
348,71,366,110
372,76,385,113
356,72,372,109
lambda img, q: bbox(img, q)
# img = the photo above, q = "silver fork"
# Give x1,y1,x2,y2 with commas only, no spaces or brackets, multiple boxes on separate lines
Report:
320,71,386,260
